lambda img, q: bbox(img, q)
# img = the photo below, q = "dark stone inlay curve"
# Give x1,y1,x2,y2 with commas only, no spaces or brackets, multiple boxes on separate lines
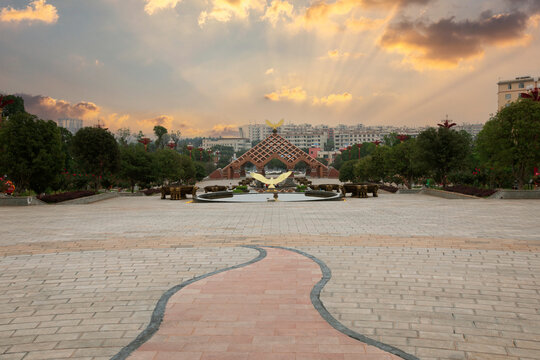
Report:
110,247,267,360
265,246,420,360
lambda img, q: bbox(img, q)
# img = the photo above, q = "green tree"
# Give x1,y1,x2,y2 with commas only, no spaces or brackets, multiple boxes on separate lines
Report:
324,139,334,151
416,127,472,186
116,128,131,146
153,125,169,150
339,160,358,182
153,149,196,184
477,99,540,189
71,127,120,190
385,139,425,188
0,113,64,193
119,144,153,192
353,157,373,182
382,132,400,147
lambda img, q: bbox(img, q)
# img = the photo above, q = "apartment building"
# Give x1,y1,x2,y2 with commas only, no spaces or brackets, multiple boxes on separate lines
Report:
56,118,83,134
497,76,538,110
202,138,251,152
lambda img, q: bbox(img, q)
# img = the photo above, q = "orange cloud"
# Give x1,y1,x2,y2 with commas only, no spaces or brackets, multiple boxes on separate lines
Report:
137,114,174,130
320,49,364,60
261,0,294,26
0,0,58,24
264,86,307,102
20,94,100,120
198,0,265,26
209,124,240,137
380,11,533,70
265,68,275,75
144,0,182,15
313,92,353,106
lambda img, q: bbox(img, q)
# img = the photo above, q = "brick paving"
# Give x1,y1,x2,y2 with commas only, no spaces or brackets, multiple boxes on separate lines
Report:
131,247,401,360
0,193,539,360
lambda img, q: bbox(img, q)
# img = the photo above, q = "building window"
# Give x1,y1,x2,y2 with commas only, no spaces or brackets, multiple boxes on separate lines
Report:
519,83,525,88
508,84,512,90
505,94,511,100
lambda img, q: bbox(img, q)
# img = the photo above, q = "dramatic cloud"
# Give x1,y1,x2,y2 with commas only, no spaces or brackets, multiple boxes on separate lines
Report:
265,86,354,106
320,49,364,60
19,94,100,121
209,124,240,137
380,11,533,69
289,0,426,32
313,92,353,105
198,0,265,26
264,86,307,102
137,114,174,129
144,0,182,15
261,0,294,26
0,0,58,24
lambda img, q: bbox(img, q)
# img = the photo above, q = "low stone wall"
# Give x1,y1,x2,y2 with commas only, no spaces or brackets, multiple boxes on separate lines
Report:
57,192,119,205
0,196,47,206
489,189,540,199
420,188,478,200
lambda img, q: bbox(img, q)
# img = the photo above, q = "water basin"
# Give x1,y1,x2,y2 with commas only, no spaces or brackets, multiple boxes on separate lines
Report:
195,191,342,203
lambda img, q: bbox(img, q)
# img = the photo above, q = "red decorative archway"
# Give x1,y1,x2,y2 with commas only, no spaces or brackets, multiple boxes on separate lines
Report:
211,132,333,179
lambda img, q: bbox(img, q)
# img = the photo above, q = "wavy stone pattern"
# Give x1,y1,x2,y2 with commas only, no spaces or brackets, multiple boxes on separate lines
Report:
126,247,403,360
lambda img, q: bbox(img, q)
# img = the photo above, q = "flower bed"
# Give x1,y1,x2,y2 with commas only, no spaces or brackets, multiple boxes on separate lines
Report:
37,191,96,204
443,185,497,198
378,184,399,193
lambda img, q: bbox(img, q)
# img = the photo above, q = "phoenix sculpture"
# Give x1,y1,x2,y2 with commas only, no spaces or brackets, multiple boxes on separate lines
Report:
250,171,292,189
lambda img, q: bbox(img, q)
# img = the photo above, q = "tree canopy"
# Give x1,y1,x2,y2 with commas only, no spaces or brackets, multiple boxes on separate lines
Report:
71,127,120,189
0,113,64,193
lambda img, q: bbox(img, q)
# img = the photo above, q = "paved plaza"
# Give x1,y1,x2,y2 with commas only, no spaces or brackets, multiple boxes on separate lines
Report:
0,193,539,360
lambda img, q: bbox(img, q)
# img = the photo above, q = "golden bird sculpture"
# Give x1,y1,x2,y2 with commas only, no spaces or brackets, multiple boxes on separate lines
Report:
265,119,284,132
250,171,292,189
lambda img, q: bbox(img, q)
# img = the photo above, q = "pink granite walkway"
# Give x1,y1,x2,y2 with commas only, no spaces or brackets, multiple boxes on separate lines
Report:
128,247,401,360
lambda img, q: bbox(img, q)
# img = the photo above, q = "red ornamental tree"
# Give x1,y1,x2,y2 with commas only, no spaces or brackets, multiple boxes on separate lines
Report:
397,134,409,142
0,95,14,124
520,87,540,102
138,137,151,151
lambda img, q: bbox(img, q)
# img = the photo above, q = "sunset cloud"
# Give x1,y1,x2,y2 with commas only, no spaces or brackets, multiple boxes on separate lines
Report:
313,92,353,106
0,0,58,24
261,0,294,26
265,68,275,75
320,49,364,60
379,11,534,70
137,114,174,129
144,0,181,15
264,86,307,102
209,124,240,137
19,94,100,121
198,0,265,26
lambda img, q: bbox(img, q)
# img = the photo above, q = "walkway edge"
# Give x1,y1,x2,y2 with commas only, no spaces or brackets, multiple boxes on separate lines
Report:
269,246,420,360
110,246,267,360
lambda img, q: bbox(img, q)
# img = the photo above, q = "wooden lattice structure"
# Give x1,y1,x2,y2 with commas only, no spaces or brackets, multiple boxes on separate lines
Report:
217,132,331,179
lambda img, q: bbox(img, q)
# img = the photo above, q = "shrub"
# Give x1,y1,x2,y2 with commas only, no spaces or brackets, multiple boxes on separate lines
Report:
378,184,398,193
143,188,161,196
443,185,497,198
296,185,307,192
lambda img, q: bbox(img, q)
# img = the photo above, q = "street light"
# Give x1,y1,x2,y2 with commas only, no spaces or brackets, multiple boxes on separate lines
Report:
356,143,362,159
138,137,151,151
187,144,193,159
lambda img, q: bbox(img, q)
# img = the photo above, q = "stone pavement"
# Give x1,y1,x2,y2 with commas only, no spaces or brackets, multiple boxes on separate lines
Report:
0,193,539,360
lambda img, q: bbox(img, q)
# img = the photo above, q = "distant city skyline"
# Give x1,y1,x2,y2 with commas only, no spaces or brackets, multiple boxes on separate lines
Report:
1,0,540,136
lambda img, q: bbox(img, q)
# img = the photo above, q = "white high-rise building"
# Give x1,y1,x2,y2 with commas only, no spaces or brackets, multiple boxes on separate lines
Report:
56,118,83,134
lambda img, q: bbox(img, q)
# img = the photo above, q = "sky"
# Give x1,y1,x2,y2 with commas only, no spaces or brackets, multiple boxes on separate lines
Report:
1,0,539,137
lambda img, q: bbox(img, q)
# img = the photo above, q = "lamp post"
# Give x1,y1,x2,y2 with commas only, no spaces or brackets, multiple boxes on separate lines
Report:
372,140,381,147
167,141,176,150
187,144,193,159
356,143,362,159
198,147,203,161
347,145,352,160
214,150,220,166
